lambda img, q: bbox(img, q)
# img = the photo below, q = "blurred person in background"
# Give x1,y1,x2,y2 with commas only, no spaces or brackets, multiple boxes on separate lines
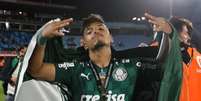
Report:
3,45,27,101
170,17,201,101
0,57,5,69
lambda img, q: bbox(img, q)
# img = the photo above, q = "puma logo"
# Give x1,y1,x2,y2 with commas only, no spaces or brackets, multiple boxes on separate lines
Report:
80,73,90,80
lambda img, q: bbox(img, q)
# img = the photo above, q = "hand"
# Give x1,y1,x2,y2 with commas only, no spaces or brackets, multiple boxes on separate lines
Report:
9,77,17,86
41,18,73,38
145,13,172,34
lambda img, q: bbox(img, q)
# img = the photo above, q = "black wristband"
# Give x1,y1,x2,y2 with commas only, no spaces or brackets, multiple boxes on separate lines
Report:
36,30,47,46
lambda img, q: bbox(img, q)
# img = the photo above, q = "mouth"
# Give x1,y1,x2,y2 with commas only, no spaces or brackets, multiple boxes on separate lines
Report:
92,40,106,51
95,32,104,37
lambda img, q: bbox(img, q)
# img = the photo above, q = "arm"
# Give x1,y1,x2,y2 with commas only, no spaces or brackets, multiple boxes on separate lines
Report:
27,18,73,81
144,13,174,63
144,13,172,34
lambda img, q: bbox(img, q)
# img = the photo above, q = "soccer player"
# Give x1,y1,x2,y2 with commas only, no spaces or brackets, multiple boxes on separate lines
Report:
27,13,176,101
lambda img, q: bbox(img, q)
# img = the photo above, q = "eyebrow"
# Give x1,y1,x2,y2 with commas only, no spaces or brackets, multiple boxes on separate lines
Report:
85,23,105,32
97,23,104,26
88,23,104,28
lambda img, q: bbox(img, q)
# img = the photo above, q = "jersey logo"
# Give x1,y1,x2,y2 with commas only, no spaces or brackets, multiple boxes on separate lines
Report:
81,73,90,80
136,62,142,67
112,67,127,81
81,90,125,101
196,56,201,68
58,62,75,70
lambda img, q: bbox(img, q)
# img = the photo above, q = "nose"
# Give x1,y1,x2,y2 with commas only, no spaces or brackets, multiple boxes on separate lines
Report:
89,31,96,37
183,34,191,45
183,33,190,39
91,31,102,37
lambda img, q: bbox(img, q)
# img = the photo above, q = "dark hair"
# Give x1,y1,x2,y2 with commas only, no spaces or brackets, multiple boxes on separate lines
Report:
18,46,24,52
17,44,27,52
170,17,193,35
81,14,105,33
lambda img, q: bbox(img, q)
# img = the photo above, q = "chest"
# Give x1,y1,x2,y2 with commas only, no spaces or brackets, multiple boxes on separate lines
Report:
75,61,137,101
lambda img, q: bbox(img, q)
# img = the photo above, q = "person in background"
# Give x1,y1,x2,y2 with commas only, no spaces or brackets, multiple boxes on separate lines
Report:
6,45,27,101
0,57,5,69
170,17,201,101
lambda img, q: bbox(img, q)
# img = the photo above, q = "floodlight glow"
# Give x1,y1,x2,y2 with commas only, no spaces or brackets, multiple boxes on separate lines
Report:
132,17,137,20
19,11,22,15
137,18,141,21
141,17,146,20
5,21,9,29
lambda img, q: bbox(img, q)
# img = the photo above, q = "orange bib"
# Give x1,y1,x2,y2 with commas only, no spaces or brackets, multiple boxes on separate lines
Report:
180,48,201,101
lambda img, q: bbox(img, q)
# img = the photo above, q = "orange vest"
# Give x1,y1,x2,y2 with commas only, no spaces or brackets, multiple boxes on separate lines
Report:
180,47,201,101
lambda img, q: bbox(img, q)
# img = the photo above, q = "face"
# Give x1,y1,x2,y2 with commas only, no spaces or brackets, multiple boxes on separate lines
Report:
19,47,27,58
82,22,112,50
179,25,191,46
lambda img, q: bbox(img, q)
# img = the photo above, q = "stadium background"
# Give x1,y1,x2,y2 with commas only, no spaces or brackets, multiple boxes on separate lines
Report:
0,0,201,100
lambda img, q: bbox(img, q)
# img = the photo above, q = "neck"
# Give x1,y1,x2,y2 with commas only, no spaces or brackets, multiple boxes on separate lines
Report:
89,46,112,68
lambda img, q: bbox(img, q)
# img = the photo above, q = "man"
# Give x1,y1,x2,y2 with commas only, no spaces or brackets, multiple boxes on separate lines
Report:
27,13,176,101
6,46,27,101
170,17,201,101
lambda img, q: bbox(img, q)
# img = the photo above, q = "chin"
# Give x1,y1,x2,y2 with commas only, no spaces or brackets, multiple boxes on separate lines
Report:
91,41,106,51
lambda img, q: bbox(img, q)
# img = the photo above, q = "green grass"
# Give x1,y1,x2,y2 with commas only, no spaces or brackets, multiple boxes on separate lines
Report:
0,81,5,101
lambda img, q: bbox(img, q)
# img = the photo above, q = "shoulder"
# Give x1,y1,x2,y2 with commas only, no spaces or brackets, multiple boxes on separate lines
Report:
11,57,19,67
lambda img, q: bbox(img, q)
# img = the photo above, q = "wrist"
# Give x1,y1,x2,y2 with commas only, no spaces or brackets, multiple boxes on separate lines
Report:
36,30,47,46
164,20,173,34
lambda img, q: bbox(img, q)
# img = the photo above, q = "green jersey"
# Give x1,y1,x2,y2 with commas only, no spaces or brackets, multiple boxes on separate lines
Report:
44,27,182,101
55,58,138,101
12,57,19,68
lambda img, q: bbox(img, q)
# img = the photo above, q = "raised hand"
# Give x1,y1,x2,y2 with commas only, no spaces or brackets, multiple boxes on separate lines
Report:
40,18,73,38
145,13,172,34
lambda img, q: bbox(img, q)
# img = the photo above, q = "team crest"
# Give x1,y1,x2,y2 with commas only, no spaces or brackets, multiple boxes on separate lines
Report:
196,56,201,68
112,68,127,81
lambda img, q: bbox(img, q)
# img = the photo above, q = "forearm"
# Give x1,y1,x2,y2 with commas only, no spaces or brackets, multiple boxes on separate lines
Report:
28,29,47,76
27,18,72,80
28,44,46,74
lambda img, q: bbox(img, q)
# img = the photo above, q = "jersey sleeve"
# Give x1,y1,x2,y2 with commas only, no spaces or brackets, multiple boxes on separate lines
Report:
54,62,77,85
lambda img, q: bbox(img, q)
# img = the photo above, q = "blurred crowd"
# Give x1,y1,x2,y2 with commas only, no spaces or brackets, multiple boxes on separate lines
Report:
0,32,33,51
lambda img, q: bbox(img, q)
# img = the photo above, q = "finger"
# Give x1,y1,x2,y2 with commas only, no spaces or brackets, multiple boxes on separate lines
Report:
57,22,71,29
65,18,73,23
60,18,73,25
54,18,73,26
55,18,73,29
148,19,158,25
54,31,65,36
46,20,54,24
144,13,157,20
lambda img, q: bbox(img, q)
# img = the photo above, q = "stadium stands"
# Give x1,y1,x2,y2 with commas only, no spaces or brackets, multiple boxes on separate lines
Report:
0,32,33,51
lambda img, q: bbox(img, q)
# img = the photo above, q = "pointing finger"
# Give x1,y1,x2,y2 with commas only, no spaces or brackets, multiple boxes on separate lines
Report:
54,31,65,36
148,19,158,26
145,13,157,21
55,18,73,29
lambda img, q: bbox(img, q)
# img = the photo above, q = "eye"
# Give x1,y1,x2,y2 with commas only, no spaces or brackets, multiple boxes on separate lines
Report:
98,27,104,31
85,29,92,35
